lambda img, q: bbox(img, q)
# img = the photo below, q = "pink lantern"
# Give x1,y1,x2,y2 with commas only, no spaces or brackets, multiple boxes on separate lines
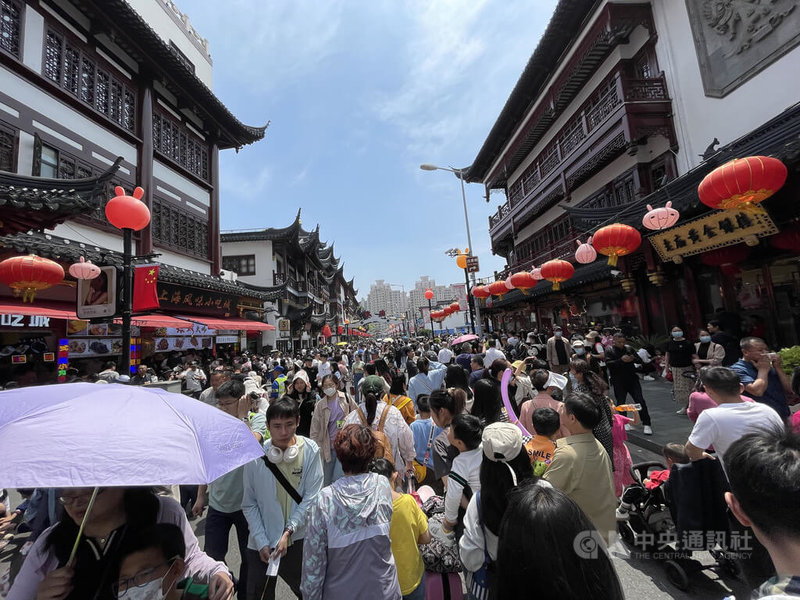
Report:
642,201,680,231
504,277,515,290
575,238,597,264
68,256,101,280
531,266,543,280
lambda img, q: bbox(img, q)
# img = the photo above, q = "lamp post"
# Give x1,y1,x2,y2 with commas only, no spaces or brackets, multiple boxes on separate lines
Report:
420,163,483,336
105,186,151,375
424,288,434,339
446,248,475,334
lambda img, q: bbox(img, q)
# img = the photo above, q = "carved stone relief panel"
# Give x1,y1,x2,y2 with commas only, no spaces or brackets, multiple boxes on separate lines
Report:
685,0,800,97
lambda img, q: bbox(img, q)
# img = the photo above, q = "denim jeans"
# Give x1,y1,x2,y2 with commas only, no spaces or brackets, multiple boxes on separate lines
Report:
204,507,250,600
322,455,344,486
353,373,363,403
403,572,426,600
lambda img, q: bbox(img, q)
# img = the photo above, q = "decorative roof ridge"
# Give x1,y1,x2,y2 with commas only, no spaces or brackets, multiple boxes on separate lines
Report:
0,157,123,192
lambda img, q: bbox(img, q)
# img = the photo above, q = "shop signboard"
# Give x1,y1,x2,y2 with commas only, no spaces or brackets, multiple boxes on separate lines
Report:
153,337,213,352
215,335,238,344
278,319,291,339
77,265,118,319
649,208,778,262
156,283,235,317
0,314,52,328
58,338,68,382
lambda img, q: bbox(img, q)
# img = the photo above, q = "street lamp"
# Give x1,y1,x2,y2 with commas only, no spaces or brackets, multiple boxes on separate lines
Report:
420,163,483,336
424,288,434,340
105,186,151,375
445,247,475,334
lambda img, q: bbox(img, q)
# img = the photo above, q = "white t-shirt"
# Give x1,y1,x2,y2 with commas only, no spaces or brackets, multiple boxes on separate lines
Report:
484,347,505,368
444,445,483,524
688,401,785,472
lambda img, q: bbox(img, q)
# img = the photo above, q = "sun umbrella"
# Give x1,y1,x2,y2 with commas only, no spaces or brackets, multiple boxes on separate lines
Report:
0,382,265,488
336,341,348,346
450,333,478,346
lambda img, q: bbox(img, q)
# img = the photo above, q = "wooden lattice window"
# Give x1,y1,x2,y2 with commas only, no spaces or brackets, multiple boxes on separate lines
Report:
222,255,256,276
43,27,136,132
152,111,209,181
0,122,16,171
151,197,209,258
0,0,21,57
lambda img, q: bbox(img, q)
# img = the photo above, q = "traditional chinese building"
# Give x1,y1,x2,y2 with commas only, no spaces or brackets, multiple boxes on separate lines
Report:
466,0,800,346
0,0,270,382
221,211,361,352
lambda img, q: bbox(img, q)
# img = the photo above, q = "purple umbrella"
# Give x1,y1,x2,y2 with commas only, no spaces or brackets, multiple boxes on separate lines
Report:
0,382,265,488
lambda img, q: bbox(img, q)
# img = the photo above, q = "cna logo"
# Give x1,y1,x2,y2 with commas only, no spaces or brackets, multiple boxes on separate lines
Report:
573,530,607,559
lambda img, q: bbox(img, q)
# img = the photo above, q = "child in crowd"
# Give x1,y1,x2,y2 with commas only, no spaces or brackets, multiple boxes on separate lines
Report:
434,414,484,542
370,458,431,600
115,523,210,600
610,399,640,497
643,443,690,490
524,407,560,476
652,349,665,378
409,394,445,493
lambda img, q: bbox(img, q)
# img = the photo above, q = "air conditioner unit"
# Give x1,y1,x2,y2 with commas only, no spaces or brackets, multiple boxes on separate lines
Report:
219,269,238,282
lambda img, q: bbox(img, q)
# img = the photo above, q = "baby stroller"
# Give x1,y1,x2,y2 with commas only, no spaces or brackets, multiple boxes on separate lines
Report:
616,460,739,591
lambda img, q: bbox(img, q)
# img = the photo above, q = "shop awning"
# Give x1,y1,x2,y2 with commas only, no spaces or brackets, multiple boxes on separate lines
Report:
0,301,78,320
127,315,199,328
174,315,276,331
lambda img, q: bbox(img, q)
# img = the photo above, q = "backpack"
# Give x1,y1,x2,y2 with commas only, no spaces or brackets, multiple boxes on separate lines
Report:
356,405,393,465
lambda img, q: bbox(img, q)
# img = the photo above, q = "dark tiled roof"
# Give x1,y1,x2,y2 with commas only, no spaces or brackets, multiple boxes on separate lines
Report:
82,1,266,149
220,209,302,243
0,158,122,235
0,231,279,300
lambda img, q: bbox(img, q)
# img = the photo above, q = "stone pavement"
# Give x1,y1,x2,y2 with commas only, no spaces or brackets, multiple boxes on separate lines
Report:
623,378,695,455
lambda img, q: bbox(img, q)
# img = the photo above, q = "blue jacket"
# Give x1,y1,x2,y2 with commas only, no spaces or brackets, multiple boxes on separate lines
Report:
241,436,324,551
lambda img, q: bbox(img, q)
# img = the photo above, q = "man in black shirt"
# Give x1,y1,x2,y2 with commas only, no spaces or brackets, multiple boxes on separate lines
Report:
708,320,740,366
604,333,653,434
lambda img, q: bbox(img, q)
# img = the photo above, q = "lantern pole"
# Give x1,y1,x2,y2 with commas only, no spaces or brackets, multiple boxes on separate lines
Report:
428,298,434,340
121,228,133,375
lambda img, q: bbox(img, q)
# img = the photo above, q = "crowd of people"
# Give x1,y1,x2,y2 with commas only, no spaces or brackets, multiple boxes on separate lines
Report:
2,321,800,600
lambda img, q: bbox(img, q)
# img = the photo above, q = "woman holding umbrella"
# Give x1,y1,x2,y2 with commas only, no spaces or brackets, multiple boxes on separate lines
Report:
8,487,234,600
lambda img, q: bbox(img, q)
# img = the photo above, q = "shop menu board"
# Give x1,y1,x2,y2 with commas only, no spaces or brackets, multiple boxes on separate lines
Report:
67,321,141,358
152,323,214,353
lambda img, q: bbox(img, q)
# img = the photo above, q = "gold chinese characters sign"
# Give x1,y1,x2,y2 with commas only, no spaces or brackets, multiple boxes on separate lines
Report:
648,208,778,262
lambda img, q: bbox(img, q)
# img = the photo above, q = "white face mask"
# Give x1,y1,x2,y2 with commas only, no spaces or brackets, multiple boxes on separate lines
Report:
323,387,337,397
120,576,165,600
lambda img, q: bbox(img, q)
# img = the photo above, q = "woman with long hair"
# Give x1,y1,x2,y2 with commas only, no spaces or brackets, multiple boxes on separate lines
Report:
385,373,416,426
444,364,473,406
9,487,232,600
570,358,614,465
302,425,401,600
343,375,414,476
496,483,624,600
470,378,509,426
285,368,319,437
459,423,545,600
428,387,468,480
310,373,358,485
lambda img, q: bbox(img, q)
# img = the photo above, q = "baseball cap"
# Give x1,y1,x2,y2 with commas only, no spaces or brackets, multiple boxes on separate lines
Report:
482,422,523,462
571,340,585,347
361,375,385,396
271,365,284,373
511,359,525,370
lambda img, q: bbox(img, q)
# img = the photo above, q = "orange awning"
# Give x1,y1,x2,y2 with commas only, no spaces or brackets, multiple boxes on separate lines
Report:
174,315,275,331
0,301,77,320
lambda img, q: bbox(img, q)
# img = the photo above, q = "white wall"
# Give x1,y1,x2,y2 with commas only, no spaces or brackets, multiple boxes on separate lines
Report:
21,5,44,73
651,1,800,174
0,67,139,166
126,0,213,88
153,161,210,206
220,239,275,287
49,222,125,253
155,248,211,274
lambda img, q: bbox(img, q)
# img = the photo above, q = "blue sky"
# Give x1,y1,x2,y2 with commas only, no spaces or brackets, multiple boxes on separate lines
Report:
187,0,557,299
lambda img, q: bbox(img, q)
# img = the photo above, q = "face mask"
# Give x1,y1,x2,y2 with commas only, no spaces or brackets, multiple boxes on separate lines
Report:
120,574,166,600
323,387,336,397
574,347,585,355
569,373,578,386
699,335,711,343
555,332,562,337
672,331,683,339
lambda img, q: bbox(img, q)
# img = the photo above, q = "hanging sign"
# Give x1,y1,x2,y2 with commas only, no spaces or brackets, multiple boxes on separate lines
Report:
648,207,778,262
156,283,235,317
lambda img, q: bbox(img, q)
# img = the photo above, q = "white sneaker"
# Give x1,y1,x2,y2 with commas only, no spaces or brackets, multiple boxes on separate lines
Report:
624,424,632,432
643,425,653,435
643,375,655,381
676,408,687,415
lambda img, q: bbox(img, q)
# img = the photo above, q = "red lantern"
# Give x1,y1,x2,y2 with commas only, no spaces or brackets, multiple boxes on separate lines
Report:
321,324,332,338
105,186,151,231
642,201,680,230
698,156,787,211
424,288,434,300
0,254,65,302
592,224,641,266
574,238,597,264
449,301,460,312
68,256,101,280
770,223,800,254
540,259,574,291
488,280,509,298
700,244,750,268
472,285,491,299
509,271,536,293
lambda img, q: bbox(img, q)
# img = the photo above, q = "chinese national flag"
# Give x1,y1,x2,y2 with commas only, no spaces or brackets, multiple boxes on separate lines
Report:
132,264,160,312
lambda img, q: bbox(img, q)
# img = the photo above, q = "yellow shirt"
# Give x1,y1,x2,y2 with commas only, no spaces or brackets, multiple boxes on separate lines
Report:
390,494,428,595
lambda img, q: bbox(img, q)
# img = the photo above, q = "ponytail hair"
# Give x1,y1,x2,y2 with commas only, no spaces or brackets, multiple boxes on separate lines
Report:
364,390,379,426
429,387,467,417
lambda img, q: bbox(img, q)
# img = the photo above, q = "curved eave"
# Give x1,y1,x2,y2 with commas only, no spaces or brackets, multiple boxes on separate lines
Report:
83,0,266,149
